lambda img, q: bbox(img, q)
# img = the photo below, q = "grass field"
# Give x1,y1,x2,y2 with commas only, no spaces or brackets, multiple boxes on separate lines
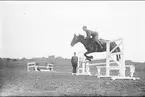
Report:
0,60,145,96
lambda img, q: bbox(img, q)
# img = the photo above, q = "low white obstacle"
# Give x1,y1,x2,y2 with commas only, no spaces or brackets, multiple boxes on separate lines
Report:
27,62,38,71
77,38,139,80
27,62,53,72
95,65,136,80
38,63,53,72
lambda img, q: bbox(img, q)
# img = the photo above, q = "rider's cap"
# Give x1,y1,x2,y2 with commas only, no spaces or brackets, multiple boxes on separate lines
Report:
82,25,87,29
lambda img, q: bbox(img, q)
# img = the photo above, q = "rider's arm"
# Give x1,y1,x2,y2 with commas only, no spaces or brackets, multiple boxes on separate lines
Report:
86,30,91,38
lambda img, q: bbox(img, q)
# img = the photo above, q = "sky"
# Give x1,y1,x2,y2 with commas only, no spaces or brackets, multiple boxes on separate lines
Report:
0,1,145,62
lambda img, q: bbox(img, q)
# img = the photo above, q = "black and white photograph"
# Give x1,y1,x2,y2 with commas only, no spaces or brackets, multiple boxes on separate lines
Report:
0,1,145,96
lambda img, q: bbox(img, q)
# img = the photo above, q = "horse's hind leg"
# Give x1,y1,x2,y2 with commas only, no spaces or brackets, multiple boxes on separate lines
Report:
119,54,121,60
117,47,121,61
116,55,118,61
116,54,122,61
116,55,120,61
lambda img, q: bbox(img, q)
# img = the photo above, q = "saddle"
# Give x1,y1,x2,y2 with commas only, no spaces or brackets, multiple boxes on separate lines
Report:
86,37,107,47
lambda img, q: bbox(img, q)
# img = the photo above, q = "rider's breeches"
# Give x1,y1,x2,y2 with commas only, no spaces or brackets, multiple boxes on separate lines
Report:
93,36,100,44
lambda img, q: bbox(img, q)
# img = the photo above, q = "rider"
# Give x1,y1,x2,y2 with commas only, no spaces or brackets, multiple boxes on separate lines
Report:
82,26,103,49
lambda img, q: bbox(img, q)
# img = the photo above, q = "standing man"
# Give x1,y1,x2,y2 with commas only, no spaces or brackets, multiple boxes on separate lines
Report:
71,52,78,75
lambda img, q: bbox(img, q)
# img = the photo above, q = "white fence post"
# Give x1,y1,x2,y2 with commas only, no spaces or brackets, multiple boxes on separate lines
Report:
106,41,110,77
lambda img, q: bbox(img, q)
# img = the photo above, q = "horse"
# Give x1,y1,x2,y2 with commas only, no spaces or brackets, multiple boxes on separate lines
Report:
70,34,121,61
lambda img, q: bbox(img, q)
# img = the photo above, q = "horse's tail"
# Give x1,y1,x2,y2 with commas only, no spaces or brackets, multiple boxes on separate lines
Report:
110,42,121,61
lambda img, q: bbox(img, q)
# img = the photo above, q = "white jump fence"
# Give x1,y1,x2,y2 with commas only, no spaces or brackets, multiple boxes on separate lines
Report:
77,38,139,80
27,62,53,72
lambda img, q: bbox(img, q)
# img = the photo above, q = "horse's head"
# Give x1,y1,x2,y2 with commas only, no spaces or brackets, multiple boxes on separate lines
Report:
70,34,85,46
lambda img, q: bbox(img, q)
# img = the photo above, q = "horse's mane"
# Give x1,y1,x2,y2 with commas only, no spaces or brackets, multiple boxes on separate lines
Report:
78,34,85,38
78,34,94,42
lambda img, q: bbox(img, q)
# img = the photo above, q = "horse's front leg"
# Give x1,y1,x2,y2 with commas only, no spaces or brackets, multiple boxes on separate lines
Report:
84,51,93,61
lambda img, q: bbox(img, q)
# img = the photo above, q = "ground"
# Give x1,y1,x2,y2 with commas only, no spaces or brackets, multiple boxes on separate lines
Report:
0,59,145,96
0,66,145,96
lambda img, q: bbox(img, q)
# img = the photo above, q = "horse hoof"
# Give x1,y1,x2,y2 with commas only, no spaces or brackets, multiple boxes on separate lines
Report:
88,56,93,59
90,56,93,59
87,58,92,61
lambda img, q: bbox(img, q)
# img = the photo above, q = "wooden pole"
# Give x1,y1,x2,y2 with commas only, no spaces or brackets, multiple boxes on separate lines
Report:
106,41,110,77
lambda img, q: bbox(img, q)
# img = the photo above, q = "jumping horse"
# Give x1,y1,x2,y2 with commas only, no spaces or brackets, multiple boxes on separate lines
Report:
70,34,121,61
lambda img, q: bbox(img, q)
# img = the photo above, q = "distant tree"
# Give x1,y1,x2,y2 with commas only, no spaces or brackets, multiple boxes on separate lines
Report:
48,55,55,64
12,58,17,61
56,56,64,59
21,57,26,60
0,58,5,69
6,58,11,61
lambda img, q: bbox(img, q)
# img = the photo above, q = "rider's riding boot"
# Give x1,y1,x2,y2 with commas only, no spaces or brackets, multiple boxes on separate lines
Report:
98,44,103,49
100,44,103,49
97,42,103,49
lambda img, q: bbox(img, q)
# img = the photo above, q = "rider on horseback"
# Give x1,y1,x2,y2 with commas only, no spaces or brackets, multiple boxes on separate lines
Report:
82,26,103,49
